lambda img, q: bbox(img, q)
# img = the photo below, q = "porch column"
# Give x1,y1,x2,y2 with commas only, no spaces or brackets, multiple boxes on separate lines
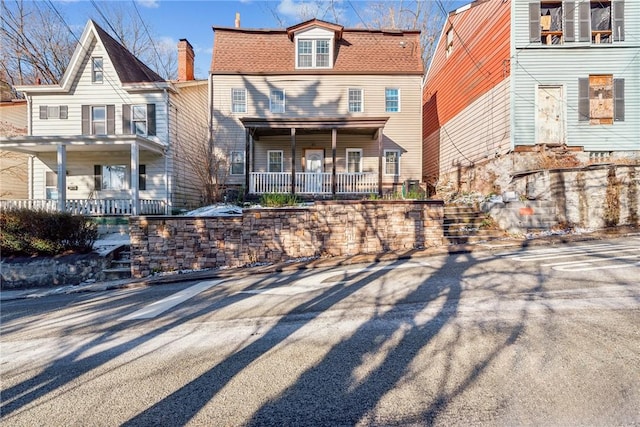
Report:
290,127,296,195
244,128,250,198
56,144,67,212
131,141,139,216
378,127,383,197
331,128,337,195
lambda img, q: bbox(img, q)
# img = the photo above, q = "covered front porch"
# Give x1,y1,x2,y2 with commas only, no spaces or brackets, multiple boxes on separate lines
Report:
0,135,168,216
241,117,390,196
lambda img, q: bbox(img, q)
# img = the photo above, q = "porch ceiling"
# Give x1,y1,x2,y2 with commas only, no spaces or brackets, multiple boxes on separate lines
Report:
240,116,389,140
0,135,166,155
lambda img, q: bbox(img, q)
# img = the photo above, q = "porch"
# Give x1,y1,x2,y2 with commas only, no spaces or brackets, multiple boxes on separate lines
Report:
241,116,390,197
0,198,165,216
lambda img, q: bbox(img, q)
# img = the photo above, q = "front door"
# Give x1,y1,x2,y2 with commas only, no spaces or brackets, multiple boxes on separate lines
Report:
305,149,324,193
537,85,564,144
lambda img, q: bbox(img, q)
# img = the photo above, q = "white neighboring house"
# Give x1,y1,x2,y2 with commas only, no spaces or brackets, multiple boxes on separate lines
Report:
0,20,208,216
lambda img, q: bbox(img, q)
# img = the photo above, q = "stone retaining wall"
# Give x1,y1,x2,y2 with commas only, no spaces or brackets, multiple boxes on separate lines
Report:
129,200,444,278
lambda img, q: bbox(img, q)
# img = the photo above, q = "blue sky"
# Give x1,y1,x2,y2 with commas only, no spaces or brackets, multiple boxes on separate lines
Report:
52,0,467,79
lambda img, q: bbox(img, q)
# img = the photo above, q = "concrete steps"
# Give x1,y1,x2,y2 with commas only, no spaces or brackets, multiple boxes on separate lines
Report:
443,205,507,245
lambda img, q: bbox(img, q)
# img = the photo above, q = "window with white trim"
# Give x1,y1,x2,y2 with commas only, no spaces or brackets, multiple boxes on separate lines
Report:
268,150,283,173
232,88,247,113
92,57,103,83
45,171,57,200
230,151,245,175
348,88,363,113
385,88,400,112
346,149,362,173
384,150,400,176
92,106,106,135
446,27,454,56
131,105,148,135
270,89,285,113
296,38,332,69
39,105,68,119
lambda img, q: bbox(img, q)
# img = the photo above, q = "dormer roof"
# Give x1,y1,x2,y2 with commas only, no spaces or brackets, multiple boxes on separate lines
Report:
286,18,344,41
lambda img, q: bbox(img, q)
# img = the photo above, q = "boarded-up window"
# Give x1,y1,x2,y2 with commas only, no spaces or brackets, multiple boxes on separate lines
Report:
589,75,613,124
540,2,563,45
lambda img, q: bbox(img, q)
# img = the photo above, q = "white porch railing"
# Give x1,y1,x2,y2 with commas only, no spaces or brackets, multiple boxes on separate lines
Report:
0,199,166,215
249,172,378,194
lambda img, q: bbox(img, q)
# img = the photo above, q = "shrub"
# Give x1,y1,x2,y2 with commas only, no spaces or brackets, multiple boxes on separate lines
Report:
259,193,301,207
0,209,97,257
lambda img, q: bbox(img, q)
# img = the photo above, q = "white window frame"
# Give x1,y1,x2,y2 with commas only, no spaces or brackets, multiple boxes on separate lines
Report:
92,106,106,135
346,149,363,174
45,171,57,200
384,150,400,176
268,150,284,173
385,88,400,112
131,104,148,136
348,88,364,113
270,89,285,113
230,151,245,175
92,57,103,83
446,27,454,57
231,88,247,114
101,164,128,190
296,38,333,69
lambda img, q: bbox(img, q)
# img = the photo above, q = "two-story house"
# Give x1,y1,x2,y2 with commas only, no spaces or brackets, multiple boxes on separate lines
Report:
0,81,28,199
0,20,208,215
211,18,424,197
423,0,639,195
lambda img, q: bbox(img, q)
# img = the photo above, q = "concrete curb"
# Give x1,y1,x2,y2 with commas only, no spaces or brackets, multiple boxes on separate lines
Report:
2,227,638,301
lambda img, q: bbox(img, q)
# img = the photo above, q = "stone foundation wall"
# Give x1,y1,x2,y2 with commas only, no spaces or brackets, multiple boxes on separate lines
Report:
129,200,444,278
1,253,110,289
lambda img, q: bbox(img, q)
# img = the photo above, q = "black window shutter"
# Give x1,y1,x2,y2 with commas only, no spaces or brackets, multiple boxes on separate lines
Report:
59,105,68,119
613,1,625,41
82,105,90,134
139,164,146,191
578,78,590,122
614,78,625,121
529,3,541,43
106,105,115,134
40,105,48,119
122,104,131,134
147,104,156,136
579,2,590,42
565,2,575,42
94,165,102,190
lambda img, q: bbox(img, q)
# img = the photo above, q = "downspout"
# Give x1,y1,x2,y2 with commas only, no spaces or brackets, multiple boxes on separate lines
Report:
164,88,172,215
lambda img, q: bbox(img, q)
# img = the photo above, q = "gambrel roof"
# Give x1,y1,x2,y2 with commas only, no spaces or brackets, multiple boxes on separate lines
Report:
211,19,423,75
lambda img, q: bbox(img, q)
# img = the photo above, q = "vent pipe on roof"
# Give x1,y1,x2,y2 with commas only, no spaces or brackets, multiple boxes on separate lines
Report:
235,12,240,28
177,39,195,81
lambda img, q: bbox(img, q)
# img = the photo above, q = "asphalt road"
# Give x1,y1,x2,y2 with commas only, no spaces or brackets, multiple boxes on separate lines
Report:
1,238,639,426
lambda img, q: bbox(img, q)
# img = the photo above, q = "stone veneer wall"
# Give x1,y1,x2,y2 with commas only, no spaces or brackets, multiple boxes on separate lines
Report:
129,200,444,278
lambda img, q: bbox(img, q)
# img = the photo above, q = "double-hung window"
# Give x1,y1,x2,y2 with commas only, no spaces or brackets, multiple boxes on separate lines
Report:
45,171,57,200
131,105,147,135
385,88,400,112
268,150,283,173
230,151,245,175
384,150,400,176
348,88,363,113
232,88,247,113
92,106,106,135
101,165,127,190
92,57,103,83
270,90,285,113
346,149,362,173
296,39,332,69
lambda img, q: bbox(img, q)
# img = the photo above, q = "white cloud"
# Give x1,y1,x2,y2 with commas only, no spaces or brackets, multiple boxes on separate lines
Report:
136,0,160,8
276,0,348,24
277,0,321,21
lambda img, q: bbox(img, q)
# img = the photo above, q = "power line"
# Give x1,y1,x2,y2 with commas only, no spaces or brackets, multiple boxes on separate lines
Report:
131,0,172,79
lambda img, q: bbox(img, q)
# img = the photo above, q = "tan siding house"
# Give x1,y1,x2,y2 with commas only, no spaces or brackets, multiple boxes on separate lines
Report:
211,19,424,197
0,91,28,199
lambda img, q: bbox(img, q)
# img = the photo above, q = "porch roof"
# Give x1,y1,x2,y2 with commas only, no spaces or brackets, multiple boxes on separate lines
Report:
0,135,166,155
239,116,389,140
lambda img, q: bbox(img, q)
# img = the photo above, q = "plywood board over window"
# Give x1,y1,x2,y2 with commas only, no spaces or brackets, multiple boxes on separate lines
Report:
589,75,613,125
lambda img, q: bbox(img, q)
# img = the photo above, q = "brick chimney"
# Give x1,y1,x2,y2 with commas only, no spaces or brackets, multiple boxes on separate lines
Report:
177,39,194,81
235,12,240,28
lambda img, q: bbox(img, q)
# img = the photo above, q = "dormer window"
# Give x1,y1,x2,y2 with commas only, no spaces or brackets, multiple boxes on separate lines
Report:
296,39,332,69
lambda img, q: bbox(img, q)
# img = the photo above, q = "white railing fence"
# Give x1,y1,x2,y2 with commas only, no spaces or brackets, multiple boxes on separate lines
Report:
0,199,165,215
249,172,378,194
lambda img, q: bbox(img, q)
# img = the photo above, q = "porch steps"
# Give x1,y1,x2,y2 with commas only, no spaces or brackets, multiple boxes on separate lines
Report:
443,205,507,245
103,246,131,280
